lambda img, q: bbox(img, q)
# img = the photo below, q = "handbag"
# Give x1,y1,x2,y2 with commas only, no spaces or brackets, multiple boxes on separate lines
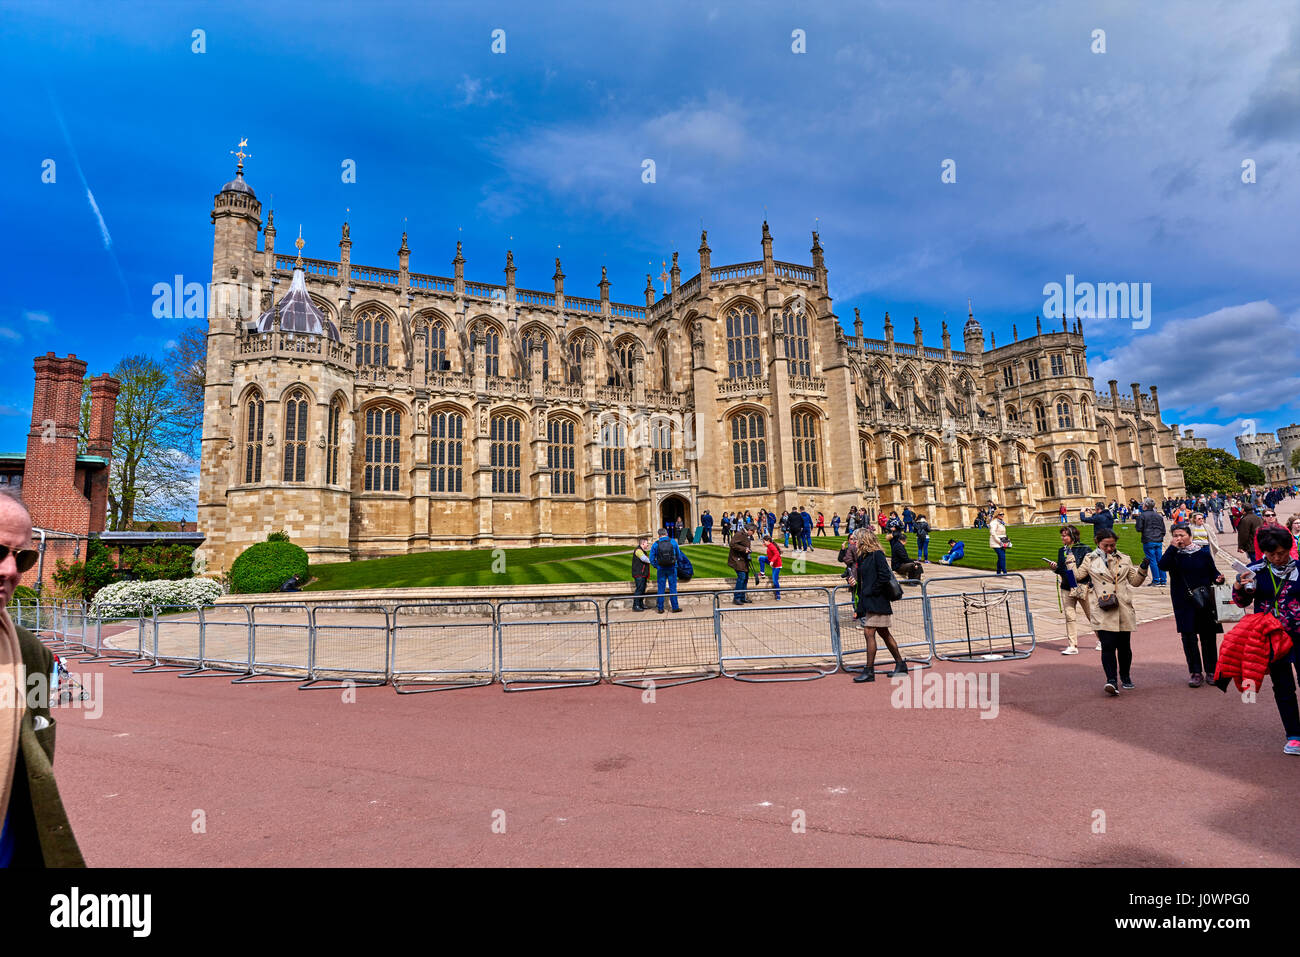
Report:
1215,583,1245,623
1186,584,1215,616
1096,591,1119,611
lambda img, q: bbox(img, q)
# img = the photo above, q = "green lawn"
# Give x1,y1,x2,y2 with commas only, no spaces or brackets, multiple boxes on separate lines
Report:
306,543,844,591
808,523,1146,572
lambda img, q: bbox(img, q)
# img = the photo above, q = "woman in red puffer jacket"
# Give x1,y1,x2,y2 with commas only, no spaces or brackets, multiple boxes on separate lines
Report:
1228,526,1300,755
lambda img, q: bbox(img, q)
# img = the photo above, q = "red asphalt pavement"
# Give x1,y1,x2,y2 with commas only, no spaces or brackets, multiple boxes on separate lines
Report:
50,613,1300,867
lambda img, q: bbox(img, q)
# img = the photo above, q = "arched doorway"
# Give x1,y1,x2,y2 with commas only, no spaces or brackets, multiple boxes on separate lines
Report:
660,495,691,542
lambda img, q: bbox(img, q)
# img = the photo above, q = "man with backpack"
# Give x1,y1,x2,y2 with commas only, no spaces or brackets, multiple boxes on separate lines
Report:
652,528,684,614
914,513,931,563
631,536,652,611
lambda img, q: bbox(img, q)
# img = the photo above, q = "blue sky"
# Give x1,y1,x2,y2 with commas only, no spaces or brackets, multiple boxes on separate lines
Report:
3,0,1299,499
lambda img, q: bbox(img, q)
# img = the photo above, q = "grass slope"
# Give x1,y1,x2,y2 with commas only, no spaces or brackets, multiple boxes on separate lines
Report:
811,523,1147,572
307,543,843,591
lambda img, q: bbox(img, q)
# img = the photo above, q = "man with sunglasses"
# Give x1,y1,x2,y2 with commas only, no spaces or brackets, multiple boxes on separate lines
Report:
0,491,83,867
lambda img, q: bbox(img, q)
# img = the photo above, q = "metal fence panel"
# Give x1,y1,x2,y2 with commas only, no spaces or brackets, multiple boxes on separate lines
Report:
497,598,602,691
604,592,719,688
923,574,1036,661
391,602,495,693
305,605,390,688
238,604,311,682
133,605,203,673
832,585,933,672
716,585,839,681
190,604,252,675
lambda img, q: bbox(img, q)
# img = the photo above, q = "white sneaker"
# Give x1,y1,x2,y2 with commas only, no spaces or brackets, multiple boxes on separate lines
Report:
1061,646,1079,655
1094,643,1102,651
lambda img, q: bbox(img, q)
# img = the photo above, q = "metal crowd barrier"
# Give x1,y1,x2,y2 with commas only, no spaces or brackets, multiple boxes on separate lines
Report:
716,585,839,681
497,597,603,692
922,574,1036,661
303,605,390,689
831,585,934,673
604,592,719,688
21,575,1040,693
391,602,495,694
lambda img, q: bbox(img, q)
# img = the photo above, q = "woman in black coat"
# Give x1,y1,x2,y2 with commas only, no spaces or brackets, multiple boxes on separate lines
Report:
1157,523,1226,687
848,530,908,683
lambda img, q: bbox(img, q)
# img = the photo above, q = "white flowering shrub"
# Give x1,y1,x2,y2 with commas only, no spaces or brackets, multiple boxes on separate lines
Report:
90,578,223,616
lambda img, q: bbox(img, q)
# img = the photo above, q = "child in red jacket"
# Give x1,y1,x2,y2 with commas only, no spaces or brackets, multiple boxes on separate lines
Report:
764,536,782,601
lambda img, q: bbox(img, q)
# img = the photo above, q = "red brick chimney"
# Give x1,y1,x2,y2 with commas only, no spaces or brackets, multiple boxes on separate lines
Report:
25,353,90,535
85,373,120,531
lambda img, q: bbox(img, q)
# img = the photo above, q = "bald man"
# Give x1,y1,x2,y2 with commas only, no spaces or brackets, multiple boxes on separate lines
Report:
0,492,83,867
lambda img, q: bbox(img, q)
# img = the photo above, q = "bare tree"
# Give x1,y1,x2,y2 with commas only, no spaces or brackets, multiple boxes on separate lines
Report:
105,355,195,528
166,325,207,455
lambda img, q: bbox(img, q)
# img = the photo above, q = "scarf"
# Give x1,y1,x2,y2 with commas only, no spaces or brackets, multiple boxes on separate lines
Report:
0,606,25,841
1177,542,1204,555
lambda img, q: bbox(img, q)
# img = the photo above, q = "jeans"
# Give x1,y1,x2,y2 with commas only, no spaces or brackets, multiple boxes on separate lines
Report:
1143,541,1165,584
1180,628,1218,676
632,575,648,610
941,550,960,565
1059,513,1067,524
771,567,781,600
917,537,929,561
1097,629,1133,685
1269,652,1300,739
832,521,841,535
783,531,790,547
804,530,813,549
759,555,768,575
995,547,1007,574
1212,512,1224,533
734,569,749,603
905,520,915,533
702,526,712,543
656,567,680,612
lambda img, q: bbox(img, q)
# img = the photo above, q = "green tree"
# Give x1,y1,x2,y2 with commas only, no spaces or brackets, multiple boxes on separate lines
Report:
1234,458,1266,487
1176,448,1242,495
165,325,207,455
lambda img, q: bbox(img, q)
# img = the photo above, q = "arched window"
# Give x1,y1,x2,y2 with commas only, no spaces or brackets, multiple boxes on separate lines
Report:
548,416,575,495
430,409,464,493
1062,453,1082,495
1033,403,1048,433
522,329,549,381
652,419,673,473
617,341,636,386
657,337,670,391
957,444,969,485
1087,454,1100,494
1057,400,1073,429
600,418,627,496
490,413,521,494
357,309,390,368
859,433,873,487
1006,406,1019,423
326,399,342,485
425,320,448,377
567,336,586,385
891,439,903,482
1079,400,1091,429
1039,456,1057,498
364,405,402,492
923,441,937,482
784,303,811,377
730,411,767,490
792,411,820,487
243,391,264,484
282,389,309,482
725,303,761,379
471,322,500,377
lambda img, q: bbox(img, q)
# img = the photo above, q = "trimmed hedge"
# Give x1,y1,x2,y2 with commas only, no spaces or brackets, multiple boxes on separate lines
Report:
8,584,37,605
230,541,309,594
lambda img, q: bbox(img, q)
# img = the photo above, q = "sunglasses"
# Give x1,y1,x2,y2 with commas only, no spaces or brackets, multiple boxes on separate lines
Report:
0,544,39,573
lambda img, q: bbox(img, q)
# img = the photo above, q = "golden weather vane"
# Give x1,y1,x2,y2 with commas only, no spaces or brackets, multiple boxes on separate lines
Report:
230,137,250,173
295,224,304,267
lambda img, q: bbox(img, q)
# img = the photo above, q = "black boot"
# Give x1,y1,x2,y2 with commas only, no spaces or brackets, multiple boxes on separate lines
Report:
890,659,909,676
853,666,876,683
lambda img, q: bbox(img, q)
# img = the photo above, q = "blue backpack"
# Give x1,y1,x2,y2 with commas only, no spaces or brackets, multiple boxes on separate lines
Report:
676,553,694,582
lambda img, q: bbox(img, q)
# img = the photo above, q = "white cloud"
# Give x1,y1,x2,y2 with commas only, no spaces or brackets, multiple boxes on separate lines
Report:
1088,300,1300,423
0,328,21,341
24,311,50,324
459,75,503,106
1178,419,1260,454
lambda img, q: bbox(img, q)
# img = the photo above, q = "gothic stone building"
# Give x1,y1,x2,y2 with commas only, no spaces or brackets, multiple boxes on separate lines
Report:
197,164,1187,573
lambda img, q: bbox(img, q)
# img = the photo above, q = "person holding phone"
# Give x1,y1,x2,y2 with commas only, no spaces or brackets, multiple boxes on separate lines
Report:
1159,523,1225,687
1075,528,1150,696
1045,524,1092,655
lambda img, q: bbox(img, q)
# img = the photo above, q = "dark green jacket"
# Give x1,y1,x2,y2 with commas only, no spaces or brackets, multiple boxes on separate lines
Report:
8,626,84,867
